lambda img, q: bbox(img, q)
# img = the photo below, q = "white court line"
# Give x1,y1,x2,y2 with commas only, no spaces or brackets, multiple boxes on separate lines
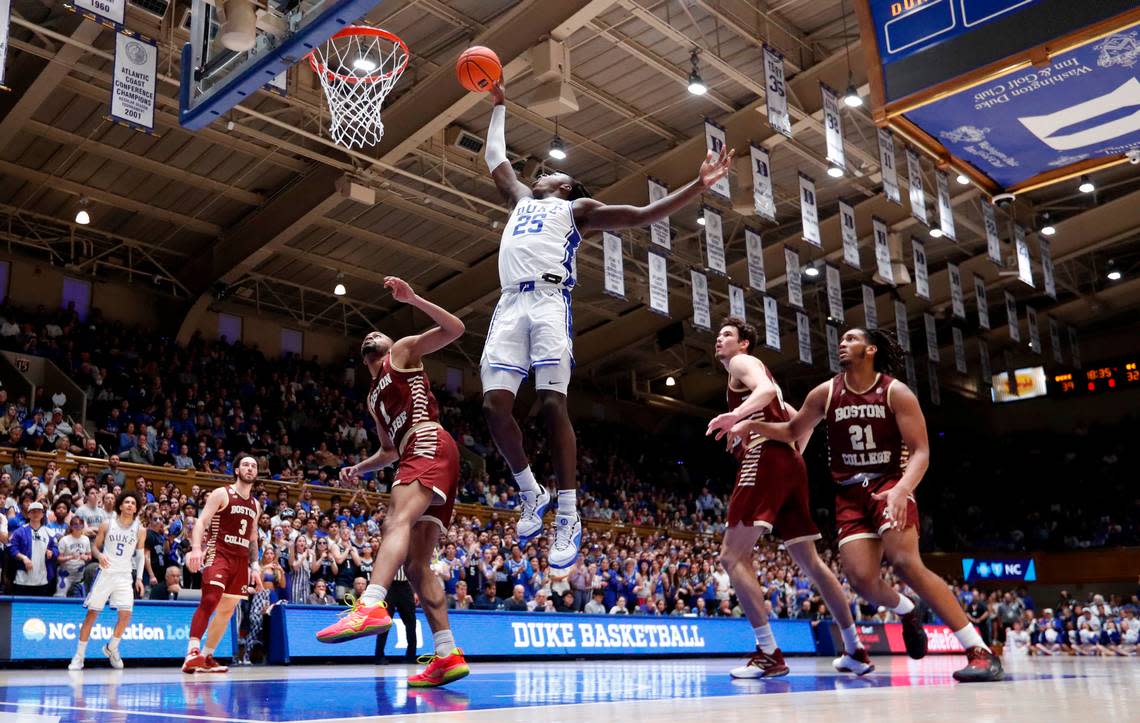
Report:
0,701,263,723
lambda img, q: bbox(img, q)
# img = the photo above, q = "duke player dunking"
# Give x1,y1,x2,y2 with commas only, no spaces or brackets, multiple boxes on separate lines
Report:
741,328,1002,682
482,80,734,568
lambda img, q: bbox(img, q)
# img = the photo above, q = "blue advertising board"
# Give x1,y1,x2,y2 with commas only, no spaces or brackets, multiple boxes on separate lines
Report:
270,606,817,662
870,0,1040,64
1,597,236,661
961,557,1037,583
904,24,1140,188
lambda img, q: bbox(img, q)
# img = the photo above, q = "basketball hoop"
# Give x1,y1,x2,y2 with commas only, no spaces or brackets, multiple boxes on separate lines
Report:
308,26,409,150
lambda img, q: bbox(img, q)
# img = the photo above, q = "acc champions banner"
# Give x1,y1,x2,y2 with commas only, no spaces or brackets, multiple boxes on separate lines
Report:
269,607,816,662
905,24,1140,188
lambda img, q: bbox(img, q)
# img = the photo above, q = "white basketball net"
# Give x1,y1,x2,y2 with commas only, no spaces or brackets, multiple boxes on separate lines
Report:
309,28,409,150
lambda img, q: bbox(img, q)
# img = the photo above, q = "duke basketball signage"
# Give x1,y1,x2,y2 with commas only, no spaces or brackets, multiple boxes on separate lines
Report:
961,557,1038,582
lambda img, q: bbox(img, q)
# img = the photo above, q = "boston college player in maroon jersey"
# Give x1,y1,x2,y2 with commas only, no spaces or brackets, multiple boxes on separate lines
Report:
315,276,470,688
706,318,872,678
740,327,1002,682
183,455,261,673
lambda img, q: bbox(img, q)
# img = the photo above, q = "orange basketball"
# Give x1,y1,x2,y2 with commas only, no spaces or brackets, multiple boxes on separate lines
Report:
456,46,502,93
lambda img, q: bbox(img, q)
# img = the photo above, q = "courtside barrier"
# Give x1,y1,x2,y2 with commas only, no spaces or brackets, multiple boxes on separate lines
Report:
828,621,966,655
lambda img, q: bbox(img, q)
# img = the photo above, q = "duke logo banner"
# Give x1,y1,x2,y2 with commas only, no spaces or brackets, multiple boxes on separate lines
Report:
602,232,625,299
691,270,711,331
750,144,777,222
647,178,671,252
1049,317,1063,365
72,0,126,27
952,327,967,374
704,119,730,199
878,127,901,204
799,173,821,247
905,148,928,226
912,238,930,300
825,264,843,322
1040,236,1056,299
1005,291,1020,343
1026,306,1041,354
703,206,726,275
745,227,766,292
974,275,990,330
821,84,845,170
924,313,939,362
763,45,792,138
948,263,965,320
895,299,910,353
826,323,840,373
784,246,803,309
648,251,669,317
863,285,878,330
763,295,781,351
111,31,158,132
796,311,812,366
981,200,1002,265
840,200,860,269
729,285,746,321
936,170,956,240
873,217,894,285
1014,225,1034,287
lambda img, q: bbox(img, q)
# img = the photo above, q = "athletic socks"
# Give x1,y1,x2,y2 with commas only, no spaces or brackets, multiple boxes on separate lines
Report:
840,624,862,655
109,637,121,652
361,584,387,607
188,638,201,654
75,641,88,658
891,594,916,616
954,623,989,652
513,467,540,495
556,489,577,517
753,623,777,654
203,645,215,657
433,629,456,658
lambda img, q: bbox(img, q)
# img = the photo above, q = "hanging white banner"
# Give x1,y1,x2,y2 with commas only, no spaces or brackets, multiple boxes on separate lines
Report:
924,312,939,362
799,173,821,247
111,31,158,132
784,246,803,309
691,270,711,331
1005,291,1020,343
895,299,911,353
745,227,766,292
978,339,991,388
647,178,671,252
912,238,930,300
0,0,10,90
878,127,901,205
863,285,879,330
729,284,746,321
1014,225,1034,287
952,327,967,374
602,231,626,299
936,170,956,240
840,200,860,269
703,206,726,275
763,45,792,138
974,274,990,330
704,118,730,200
981,200,1002,265
873,217,894,285
821,83,845,170
1068,326,1080,369
749,144,777,222
1049,317,1063,365
825,263,844,322
948,263,966,320
905,354,917,390
763,296,781,351
797,311,813,366
905,148,928,226
1039,236,1056,300
648,250,669,317
826,323,841,373
1026,306,1041,354
928,360,941,406
73,0,126,27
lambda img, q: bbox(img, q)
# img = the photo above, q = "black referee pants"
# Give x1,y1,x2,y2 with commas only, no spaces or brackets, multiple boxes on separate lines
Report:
375,580,417,662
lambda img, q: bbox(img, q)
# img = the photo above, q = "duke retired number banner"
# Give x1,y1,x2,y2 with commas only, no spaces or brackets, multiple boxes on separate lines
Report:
912,238,929,300
796,312,812,365
928,360,941,406
1040,236,1056,300
729,285,746,321
602,232,625,299
825,264,843,322
763,295,780,351
905,147,928,226
1014,225,1034,287
647,178,671,252
648,251,669,316
978,339,991,388
863,285,878,330
821,84,845,171
1005,291,1020,343
936,170,956,241
750,144,777,222
924,313,939,362
873,217,894,285
111,31,158,132
799,173,821,247
784,246,803,309
948,263,965,320
840,200,860,269
904,354,917,391
894,300,910,353
763,44,791,138
877,127,901,205
974,275,990,330
703,206,726,275
691,270,711,331
745,227,766,292
826,324,841,373
981,200,1002,265
72,0,126,27
0,0,10,90
1026,306,1041,354
704,118,730,199
952,327,967,374
1049,318,1063,365
1069,326,1081,369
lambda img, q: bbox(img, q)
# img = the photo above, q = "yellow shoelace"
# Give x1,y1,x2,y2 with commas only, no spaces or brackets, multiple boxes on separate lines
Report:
337,595,386,627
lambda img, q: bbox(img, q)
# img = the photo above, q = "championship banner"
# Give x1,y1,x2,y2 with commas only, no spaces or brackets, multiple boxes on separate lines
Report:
904,354,917,390
948,263,965,320
784,246,803,309
70,0,126,28
928,360,942,406
981,200,1002,265
935,170,956,241
877,127,901,205
648,250,669,317
873,216,894,285
952,327,967,374
0,0,10,90
979,339,991,389
1005,291,1020,343
974,274,990,330
799,173,821,247
729,284,746,321
1069,326,1080,369
703,206,726,275
704,118,730,199
1014,225,1034,287
750,144,777,222
763,295,781,351
825,264,844,322
796,311,813,366
745,227,766,292
840,200,860,269
863,284,878,330
895,299,910,353
111,30,158,133
821,83,845,171
924,312,939,362
905,147,927,226
826,323,841,373
691,270,711,331
1026,306,1041,354
912,238,930,300
647,178,671,252
763,44,792,138
1049,317,1063,365
1040,236,1057,300
602,231,626,299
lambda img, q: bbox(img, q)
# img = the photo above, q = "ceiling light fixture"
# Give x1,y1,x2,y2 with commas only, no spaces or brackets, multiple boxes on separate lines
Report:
804,265,820,278
548,118,566,160
1106,260,1121,281
353,57,377,72
839,0,861,109
1078,175,1095,194
665,376,676,387
827,163,844,178
1040,213,1056,236
930,227,943,238
75,197,90,225
696,213,706,226
956,173,970,185
687,50,707,96
333,273,346,297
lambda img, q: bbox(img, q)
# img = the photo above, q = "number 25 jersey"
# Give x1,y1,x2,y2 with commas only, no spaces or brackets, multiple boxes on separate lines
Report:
498,197,581,289
824,372,909,482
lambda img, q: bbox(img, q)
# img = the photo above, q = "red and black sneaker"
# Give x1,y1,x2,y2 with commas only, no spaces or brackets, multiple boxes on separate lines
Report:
953,646,1003,683
182,649,209,674
730,647,789,678
900,609,928,659
201,655,229,674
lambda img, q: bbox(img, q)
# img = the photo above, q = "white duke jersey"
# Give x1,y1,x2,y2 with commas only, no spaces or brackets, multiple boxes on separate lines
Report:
101,517,140,575
499,197,581,289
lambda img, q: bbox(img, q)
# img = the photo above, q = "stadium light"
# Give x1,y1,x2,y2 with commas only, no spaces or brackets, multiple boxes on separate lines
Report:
687,51,707,96
930,227,943,238
1079,175,1095,194
827,164,844,178
665,376,676,386
333,273,346,296
956,173,970,185
75,197,90,225
548,135,566,160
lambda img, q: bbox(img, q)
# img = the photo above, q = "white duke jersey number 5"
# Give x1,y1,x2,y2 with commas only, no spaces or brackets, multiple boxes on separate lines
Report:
102,517,140,575
499,197,581,289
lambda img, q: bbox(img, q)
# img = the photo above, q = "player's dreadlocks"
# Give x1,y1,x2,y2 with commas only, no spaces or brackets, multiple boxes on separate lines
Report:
855,327,903,375
568,180,591,201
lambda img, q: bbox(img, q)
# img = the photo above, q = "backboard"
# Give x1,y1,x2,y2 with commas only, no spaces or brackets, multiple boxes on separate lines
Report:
179,0,385,130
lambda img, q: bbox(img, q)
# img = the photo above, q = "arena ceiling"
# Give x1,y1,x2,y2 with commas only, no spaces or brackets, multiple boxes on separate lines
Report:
1,0,1138,409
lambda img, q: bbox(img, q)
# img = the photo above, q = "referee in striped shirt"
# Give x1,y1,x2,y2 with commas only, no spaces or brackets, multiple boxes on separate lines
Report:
376,565,417,663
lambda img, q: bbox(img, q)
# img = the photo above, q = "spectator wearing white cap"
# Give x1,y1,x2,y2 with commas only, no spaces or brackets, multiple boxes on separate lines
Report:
10,501,58,595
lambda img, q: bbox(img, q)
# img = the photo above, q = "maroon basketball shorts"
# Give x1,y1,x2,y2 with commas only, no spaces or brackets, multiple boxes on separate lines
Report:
727,442,821,544
835,474,918,547
393,425,460,533
203,554,250,597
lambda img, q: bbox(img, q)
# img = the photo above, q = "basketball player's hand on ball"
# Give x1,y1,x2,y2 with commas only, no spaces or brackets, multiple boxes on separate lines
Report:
186,548,204,573
872,486,908,531
384,276,416,303
489,80,506,105
698,146,735,188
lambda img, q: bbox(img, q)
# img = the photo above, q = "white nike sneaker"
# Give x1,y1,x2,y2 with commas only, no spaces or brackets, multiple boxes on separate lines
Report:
68,655,84,671
833,648,875,676
548,514,582,570
516,487,551,547
103,644,124,670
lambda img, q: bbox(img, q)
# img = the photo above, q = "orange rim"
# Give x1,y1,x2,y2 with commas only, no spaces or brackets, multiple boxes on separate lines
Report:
307,26,410,85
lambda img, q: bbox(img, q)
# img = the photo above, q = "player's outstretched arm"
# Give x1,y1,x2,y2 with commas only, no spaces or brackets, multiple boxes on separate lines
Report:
386,276,465,364
574,147,734,232
706,356,778,438
485,82,530,207
738,381,830,443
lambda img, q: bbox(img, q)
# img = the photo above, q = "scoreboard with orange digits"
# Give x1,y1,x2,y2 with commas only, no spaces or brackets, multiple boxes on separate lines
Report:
1050,359,1140,397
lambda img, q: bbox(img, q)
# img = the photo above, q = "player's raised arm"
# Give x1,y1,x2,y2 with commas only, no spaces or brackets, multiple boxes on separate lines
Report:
706,356,778,438
574,147,734,232
736,380,830,444
485,82,531,207
385,277,465,364
187,487,226,573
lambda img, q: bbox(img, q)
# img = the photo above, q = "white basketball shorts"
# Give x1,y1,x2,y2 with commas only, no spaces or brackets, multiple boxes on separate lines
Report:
85,570,135,611
480,285,574,396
